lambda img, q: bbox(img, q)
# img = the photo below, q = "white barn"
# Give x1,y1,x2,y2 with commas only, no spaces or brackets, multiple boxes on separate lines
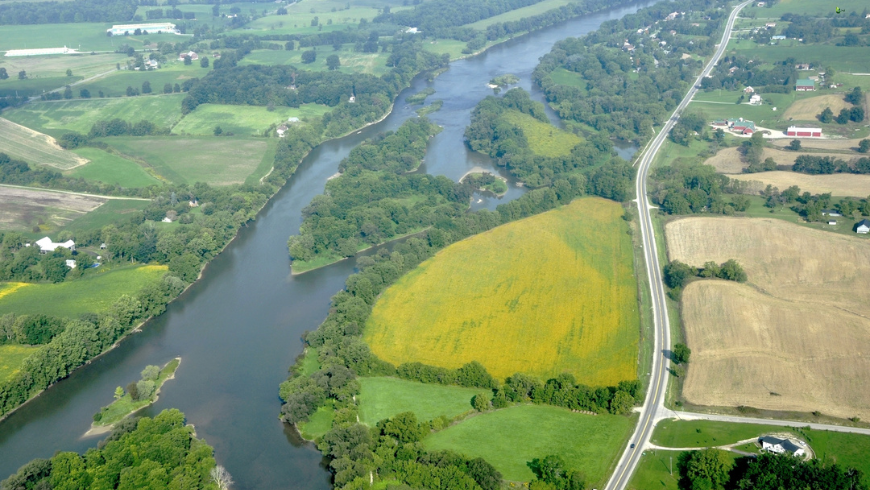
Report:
35,237,75,253
857,219,870,234
107,23,177,36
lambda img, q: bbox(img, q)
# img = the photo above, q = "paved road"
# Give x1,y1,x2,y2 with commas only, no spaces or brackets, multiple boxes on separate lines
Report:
660,409,870,436
604,2,752,489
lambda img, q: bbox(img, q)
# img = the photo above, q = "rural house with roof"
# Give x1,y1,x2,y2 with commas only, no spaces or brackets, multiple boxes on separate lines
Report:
759,436,805,457
795,79,815,91
35,237,75,254
857,219,870,234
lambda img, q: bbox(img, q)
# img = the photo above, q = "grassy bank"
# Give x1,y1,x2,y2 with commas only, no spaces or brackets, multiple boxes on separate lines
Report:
92,357,180,427
357,377,479,426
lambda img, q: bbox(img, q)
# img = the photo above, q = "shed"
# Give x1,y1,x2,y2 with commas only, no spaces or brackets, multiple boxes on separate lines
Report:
857,219,870,234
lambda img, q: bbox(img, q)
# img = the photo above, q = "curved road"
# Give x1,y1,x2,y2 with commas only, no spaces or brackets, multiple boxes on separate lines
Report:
605,2,752,489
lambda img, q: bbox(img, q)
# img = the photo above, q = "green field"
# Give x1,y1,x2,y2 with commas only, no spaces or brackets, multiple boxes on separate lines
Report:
548,67,586,88
0,53,127,81
421,39,469,60
688,91,797,129
3,95,185,138
68,148,161,188
424,405,635,484
627,450,738,490
357,377,480,425
102,136,272,185
744,0,870,18
0,344,40,382
0,23,182,52
74,63,210,98
239,46,392,76
172,103,329,136
60,199,150,234
729,41,870,74
297,400,335,440
0,117,86,170
0,76,80,98
465,0,575,29
0,265,168,318
241,3,409,37
502,109,583,157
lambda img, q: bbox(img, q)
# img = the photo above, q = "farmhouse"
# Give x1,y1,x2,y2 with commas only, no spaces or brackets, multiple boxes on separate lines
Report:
795,79,815,92
749,94,762,105
744,86,754,93
786,126,822,138
107,23,177,36
178,51,199,61
759,436,805,457
857,219,870,234
276,124,288,138
35,237,75,253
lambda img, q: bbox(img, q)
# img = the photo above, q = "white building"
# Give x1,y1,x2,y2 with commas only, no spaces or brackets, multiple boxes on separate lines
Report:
107,23,177,36
65,260,77,269
760,436,805,457
178,51,199,61
857,219,870,234
35,237,75,254
749,94,762,105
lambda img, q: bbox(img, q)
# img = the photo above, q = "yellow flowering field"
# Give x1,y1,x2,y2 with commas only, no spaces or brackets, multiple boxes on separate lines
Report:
364,197,640,386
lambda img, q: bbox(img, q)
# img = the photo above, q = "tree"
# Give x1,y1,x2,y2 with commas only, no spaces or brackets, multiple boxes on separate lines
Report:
0,67,7,80
718,259,747,282
679,449,733,490
18,70,26,80
126,381,139,401
141,365,160,381
213,126,223,136
836,108,850,124
818,107,833,123
664,260,695,289
609,391,635,415
114,386,124,400
163,82,173,94
141,81,151,94
79,88,90,98
673,343,691,364
850,106,865,122
473,392,490,411
285,40,295,50
173,83,181,93
845,86,864,105
210,465,234,490
301,50,317,63
200,56,209,68
136,379,155,399
859,139,870,153
66,69,73,77
183,54,192,65
327,54,340,70
787,139,801,151
63,86,73,99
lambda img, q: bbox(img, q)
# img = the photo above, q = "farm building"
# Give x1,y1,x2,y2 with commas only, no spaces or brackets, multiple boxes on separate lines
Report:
744,86,754,93
857,219,870,234
710,118,756,134
765,22,776,28
107,23,177,36
770,35,786,41
786,126,822,137
759,436,805,457
276,125,288,137
178,51,199,61
796,63,810,70
35,237,75,253
795,79,815,91
821,209,841,217
5,46,78,57
749,94,762,105
65,260,76,269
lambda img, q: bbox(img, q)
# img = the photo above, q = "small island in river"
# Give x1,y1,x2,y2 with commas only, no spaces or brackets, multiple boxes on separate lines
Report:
88,358,181,435
460,170,508,196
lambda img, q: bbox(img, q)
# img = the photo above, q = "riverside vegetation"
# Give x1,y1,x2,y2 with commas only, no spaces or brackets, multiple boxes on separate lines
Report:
92,358,180,427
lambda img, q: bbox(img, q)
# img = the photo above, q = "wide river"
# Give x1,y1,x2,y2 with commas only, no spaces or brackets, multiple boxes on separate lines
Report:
0,2,654,487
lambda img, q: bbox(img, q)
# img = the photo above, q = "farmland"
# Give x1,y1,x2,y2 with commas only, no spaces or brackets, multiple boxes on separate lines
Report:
68,148,161,188
3,95,185,138
770,137,868,151
0,118,88,169
730,171,870,198
356,377,479,425
74,63,210,98
61,198,149,233
703,146,855,174
240,3,409,37
0,265,168,318
0,185,105,233
238,47,391,76
364,197,640,385
743,0,870,19
464,0,576,29
782,94,853,121
730,42,870,74
0,23,180,52
0,53,127,81
0,344,40,382
501,110,583,157
102,136,272,185
423,404,635,484
0,76,77,98
666,217,870,421
172,103,329,136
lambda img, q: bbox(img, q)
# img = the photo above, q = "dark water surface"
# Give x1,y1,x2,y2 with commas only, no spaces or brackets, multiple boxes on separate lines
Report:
0,3,653,487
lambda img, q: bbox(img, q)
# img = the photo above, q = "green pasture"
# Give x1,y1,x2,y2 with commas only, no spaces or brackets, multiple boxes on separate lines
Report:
0,344,40,382
0,53,127,81
465,0,575,29
297,400,335,440
357,377,479,425
95,358,180,426
173,102,329,136
548,67,586,89
241,3,408,36
0,265,168,318
3,95,185,138
502,109,583,157
0,23,182,52
68,148,161,188
75,63,210,98
421,39,469,60
744,0,870,18
730,41,870,74
0,76,80,98
239,45,391,76
61,199,150,234
102,136,271,185
423,404,635,485
833,73,870,92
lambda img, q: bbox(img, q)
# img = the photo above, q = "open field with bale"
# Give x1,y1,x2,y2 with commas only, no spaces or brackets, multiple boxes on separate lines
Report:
68,147,162,188
0,265,168,318
501,110,583,158
0,118,88,169
3,95,185,138
357,377,480,425
782,94,853,121
172,103,329,136
423,404,635,484
0,344,40,382
666,217,870,421
364,197,640,385
730,171,870,197
0,185,106,232
102,136,271,185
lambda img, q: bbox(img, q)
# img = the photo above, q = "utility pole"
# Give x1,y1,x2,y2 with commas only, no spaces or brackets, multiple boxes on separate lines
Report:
669,456,672,476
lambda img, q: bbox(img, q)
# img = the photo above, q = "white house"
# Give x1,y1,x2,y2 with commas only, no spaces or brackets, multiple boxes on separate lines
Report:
744,86,754,93
857,219,870,234
35,237,75,254
178,51,199,61
759,436,805,457
749,94,762,105
65,260,77,269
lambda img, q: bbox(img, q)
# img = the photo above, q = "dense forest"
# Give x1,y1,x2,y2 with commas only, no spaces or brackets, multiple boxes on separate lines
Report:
0,410,222,490
0,0,137,25
650,161,750,215
534,0,726,142
373,0,546,37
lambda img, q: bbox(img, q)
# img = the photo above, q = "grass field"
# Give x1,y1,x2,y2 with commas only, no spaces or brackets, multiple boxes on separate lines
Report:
548,67,586,89
627,450,683,490
102,136,270,185
730,42,870,74
297,402,335,440
744,0,870,19
0,344,40,382
464,0,575,29
68,147,162,188
770,137,867,151
666,218,870,420
241,3,409,37
0,185,106,233
172,103,329,136
0,53,127,80
74,63,210,98
421,39,469,60
731,171,870,198
357,377,480,425
62,199,150,234
239,46,391,76
364,197,640,385
782,94,853,121
3,95,185,138
0,23,181,52
501,110,582,157
0,265,167,318
423,404,635,484
95,357,180,426
0,118,88,169
688,91,796,128
0,76,79,98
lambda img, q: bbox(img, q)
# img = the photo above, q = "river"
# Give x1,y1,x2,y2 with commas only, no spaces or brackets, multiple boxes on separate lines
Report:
0,2,654,487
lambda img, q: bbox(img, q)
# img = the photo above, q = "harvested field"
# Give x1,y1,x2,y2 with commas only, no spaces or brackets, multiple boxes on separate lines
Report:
771,137,866,151
782,94,852,121
0,186,105,232
704,147,850,174
0,118,88,169
730,171,870,197
364,197,640,385
666,217,870,420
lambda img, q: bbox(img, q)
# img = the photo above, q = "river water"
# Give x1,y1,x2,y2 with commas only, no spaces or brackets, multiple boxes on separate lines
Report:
0,2,654,487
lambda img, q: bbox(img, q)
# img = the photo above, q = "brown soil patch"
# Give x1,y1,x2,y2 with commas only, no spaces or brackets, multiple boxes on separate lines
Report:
0,186,105,231
666,217,870,420
730,171,870,197
782,94,851,121
704,147,851,174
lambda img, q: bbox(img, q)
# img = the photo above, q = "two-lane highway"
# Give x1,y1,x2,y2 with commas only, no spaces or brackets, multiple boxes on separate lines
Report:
604,2,752,489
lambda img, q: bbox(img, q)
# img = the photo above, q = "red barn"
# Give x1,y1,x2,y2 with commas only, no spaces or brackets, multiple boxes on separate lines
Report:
786,126,822,137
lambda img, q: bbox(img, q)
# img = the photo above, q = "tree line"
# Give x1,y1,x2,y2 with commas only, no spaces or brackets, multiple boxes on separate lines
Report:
792,154,870,175
651,161,751,215
0,0,137,25
373,0,545,37
1,409,223,490
663,259,747,298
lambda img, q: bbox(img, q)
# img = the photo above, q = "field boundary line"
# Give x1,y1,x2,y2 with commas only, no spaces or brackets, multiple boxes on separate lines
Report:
0,183,150,201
